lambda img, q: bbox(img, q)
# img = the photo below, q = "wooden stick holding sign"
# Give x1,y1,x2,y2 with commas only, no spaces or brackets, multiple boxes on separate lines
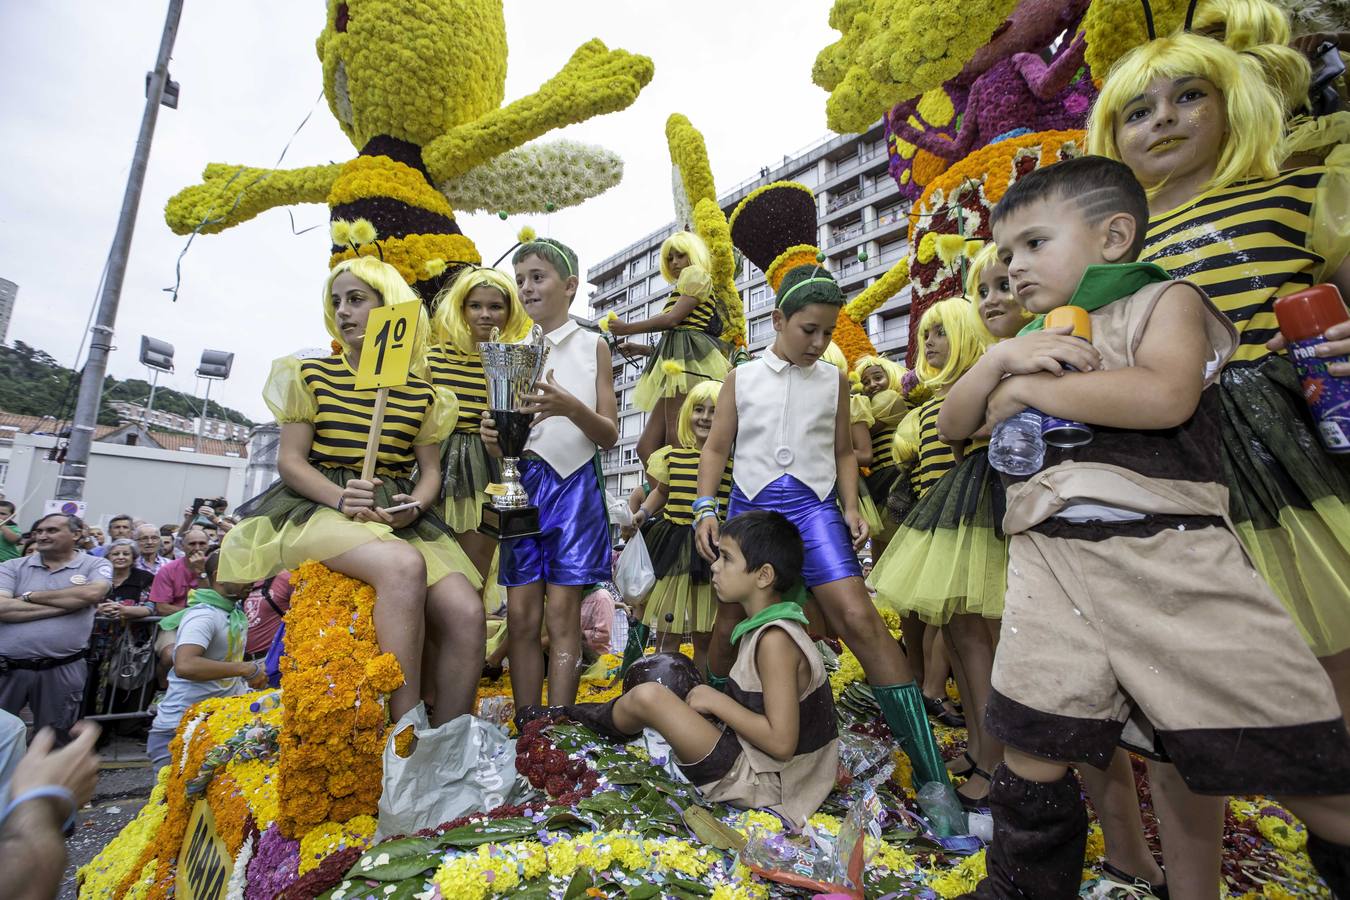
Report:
354,303,420,482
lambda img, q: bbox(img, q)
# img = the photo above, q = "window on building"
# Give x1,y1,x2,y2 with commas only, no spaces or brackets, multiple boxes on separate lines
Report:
621,414,643,438
630,279,648,300
749,285,770,310
649,248,662,269
620,472,640,494
749,317,774,343
622,447,639,467
606,475,620,493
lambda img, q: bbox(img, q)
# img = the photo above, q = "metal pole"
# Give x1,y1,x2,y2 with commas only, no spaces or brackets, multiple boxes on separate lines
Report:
143,368,161,424
56,0,184,500
195,378,213,453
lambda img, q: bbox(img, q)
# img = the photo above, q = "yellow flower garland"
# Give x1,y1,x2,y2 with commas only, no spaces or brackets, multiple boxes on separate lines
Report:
814,0,1021,134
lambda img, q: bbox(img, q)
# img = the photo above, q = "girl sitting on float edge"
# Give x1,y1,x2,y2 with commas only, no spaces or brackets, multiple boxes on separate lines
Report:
605,230,732,466
695,182,958,825
219,256,485,724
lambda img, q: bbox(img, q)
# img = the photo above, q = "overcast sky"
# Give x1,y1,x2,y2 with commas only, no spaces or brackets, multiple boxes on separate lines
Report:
0,2,843,423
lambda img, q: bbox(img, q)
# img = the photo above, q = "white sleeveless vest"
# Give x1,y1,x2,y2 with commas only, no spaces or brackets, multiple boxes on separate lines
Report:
526,319,600,478
733,349,840,501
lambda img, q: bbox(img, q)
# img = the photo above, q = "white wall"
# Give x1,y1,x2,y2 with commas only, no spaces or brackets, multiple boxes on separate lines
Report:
4,433,248,529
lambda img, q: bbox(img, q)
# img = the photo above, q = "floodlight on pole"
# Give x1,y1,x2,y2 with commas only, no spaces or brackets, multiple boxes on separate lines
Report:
194,349,233,451
138,335,174,425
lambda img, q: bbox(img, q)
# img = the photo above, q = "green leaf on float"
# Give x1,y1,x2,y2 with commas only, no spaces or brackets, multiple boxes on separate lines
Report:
682,805,748,852
435,817,538,848
344,837,440,881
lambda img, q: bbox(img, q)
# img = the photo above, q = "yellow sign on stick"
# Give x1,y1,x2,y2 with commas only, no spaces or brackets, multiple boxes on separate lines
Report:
176,800,233,900
355,303,419,390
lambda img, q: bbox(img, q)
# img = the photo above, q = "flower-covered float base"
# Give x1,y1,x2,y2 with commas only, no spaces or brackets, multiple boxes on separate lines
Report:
79,574,1334,899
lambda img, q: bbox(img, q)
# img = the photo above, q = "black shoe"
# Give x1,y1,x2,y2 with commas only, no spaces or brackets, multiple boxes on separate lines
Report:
957,762,992,812
1101,861,1169,899
923,693,966,728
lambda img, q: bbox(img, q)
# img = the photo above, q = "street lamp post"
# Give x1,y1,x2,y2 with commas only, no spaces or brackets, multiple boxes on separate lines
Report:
56,0,184,500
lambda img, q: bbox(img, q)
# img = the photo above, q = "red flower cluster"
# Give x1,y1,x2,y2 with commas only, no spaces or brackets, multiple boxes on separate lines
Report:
514,718,601,806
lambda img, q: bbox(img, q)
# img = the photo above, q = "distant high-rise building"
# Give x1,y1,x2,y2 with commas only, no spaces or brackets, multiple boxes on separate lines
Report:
586,121,914,498
0,279,16,345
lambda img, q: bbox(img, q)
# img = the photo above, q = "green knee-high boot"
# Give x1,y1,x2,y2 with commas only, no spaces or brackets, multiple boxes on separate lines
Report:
872,681,954,792
619,620,651,677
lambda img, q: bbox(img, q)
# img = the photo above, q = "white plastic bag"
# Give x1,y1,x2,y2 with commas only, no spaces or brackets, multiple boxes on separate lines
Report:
614,531,655,603
374,704,525,840
605,490,634,527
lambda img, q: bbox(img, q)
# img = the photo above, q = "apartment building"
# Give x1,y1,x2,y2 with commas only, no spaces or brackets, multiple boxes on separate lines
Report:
586,122,913,498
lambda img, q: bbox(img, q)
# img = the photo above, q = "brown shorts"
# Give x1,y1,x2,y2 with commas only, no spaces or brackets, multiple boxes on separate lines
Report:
987,519,1350,796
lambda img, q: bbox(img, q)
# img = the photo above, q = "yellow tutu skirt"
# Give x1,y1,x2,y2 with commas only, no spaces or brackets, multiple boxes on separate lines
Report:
220,467,482,590
632,329,730,412
640,576,718,634
869,449,1006,625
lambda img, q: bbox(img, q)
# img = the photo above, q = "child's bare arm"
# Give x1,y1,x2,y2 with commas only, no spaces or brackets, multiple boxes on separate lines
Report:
688,629,802,761
990,285,1212,431
520,341,619,448
608,294,701,335
939,327,1103,441
833,373,868,548
695,375,737,561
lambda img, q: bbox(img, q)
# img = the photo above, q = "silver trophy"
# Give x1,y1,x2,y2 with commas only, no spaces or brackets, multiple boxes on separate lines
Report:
478,325,550,539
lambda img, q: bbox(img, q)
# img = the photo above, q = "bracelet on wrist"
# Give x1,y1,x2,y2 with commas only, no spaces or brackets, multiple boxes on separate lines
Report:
0,786,77,833
695,507,718,523
336,496,346,514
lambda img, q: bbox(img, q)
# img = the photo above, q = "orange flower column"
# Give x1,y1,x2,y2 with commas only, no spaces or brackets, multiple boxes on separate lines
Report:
276,561,404,837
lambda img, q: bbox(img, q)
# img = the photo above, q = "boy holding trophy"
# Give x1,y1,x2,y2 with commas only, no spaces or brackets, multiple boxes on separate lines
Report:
481,238,619,721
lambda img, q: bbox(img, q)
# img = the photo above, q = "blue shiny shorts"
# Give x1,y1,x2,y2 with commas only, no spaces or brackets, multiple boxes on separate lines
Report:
727,475,862,588
499,458,612,587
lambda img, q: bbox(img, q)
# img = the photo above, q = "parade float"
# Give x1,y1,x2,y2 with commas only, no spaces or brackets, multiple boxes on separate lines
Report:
163,0,654,302
77,1,1342,896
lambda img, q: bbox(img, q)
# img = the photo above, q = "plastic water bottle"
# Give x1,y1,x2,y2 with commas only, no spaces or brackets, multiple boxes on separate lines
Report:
1274,284,1350,453
249,691,282,714
988,410,1045,475
1039,307,1094,448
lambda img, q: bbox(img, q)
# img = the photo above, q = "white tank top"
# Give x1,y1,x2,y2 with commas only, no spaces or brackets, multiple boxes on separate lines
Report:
733,349,840,500
526,320,601,478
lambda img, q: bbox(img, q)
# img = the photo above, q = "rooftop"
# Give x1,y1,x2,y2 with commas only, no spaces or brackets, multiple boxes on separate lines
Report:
0,412,249,458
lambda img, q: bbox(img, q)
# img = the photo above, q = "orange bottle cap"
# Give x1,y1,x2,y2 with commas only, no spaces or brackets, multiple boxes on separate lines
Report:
1045,305,1092,340
1274,284,1349,343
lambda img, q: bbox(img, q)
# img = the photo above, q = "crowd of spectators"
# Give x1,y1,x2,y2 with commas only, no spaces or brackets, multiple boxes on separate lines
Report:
0,498,292,748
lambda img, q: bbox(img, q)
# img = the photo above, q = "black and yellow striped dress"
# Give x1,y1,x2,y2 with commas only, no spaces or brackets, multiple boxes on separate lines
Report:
639,445,733,633
427,343,500,533
219,353,480,588
633,265,732,411
1142,160,1350,657
869,392,1008,624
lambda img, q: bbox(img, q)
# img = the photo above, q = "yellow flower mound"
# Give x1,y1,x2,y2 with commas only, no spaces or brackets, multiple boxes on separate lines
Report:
327,155,457,219
813,0,1020,134
297,815,378,875
77,772,170,899
433,831,717,900
1083,0,1190,83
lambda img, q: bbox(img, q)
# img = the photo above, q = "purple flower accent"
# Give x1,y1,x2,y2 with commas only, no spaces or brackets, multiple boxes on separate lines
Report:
246,823,300,900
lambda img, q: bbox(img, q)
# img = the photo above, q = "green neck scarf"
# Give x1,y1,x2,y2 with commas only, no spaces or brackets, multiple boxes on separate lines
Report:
159,588,248,661
730,598,810,647
1018,262,1171,335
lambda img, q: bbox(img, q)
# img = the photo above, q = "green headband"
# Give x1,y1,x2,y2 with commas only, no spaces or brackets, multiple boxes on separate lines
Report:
522,240,575,278
777,276,837,309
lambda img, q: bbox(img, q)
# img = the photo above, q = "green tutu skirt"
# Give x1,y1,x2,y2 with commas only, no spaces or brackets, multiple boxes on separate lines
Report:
1220,356,1350,657
220,465,482,589
859,465,902,543
632,329,730,412
869,448,1007,625
638,515,716,633
441,430,500,533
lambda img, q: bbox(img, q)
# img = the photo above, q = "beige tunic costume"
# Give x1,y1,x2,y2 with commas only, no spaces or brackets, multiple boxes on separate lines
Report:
678,619,839,828
987,278,1350,795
